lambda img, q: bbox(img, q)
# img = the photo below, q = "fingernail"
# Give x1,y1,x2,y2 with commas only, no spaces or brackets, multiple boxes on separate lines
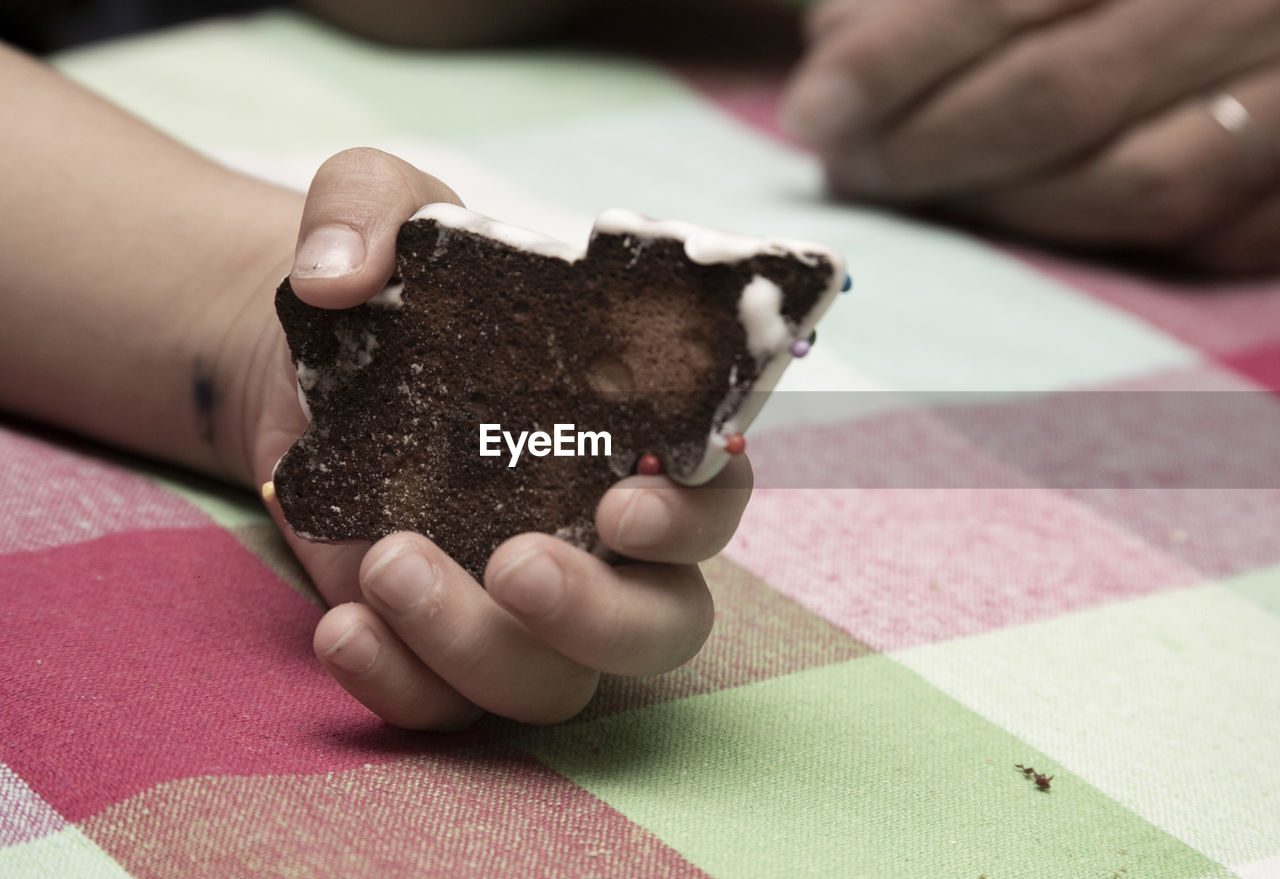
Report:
293,224,365,279
323,622,379,674
780,70,865,144
366,545,437,612
617,490,669,550
492,550,563,617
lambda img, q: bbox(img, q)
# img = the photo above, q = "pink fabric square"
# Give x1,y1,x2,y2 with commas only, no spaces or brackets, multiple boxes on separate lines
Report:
1025,363,1280,578
0,425,210,553
0,527,411,820
1064,487,1280,579
1012,248,1280,356
85,746,710,879
747,405,1034,490
725,486,1201,651
929,364,1280,491
1220,341,1280,392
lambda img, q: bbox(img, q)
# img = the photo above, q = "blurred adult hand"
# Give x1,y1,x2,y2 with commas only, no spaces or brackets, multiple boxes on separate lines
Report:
781,0,1280,273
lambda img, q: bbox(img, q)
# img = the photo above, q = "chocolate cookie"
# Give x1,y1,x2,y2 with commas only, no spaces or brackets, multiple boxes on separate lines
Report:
267,205,846,579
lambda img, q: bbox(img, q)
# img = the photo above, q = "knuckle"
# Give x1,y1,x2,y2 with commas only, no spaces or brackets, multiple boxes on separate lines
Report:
430,615,494,673
314,146,395,182
928,42,1110,184
306,148,419,220
1112,154,1213,243
1003,49,1102,139
582,591,643,666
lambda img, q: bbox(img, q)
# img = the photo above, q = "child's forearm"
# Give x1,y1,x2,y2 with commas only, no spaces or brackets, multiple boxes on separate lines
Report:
0,43,303,484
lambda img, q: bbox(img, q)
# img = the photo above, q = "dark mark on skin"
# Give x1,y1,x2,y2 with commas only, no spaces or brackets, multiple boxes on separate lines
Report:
193,358,216,445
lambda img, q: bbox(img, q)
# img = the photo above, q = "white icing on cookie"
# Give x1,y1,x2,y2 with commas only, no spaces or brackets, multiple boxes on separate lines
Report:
595,208,827,267
295,361,319,392
369,281,405,308
411,204,841,270
410,203,580,262
738,275,791,359
293,361,317,422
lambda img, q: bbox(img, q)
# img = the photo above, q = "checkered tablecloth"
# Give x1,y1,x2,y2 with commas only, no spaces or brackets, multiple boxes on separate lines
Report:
3,9,1279,878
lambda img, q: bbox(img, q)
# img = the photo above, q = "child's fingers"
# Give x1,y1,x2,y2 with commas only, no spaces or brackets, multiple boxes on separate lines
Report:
289,147,462,309
486,534,715,677
595,455,753,564
313,602,483,731
359,532,601,725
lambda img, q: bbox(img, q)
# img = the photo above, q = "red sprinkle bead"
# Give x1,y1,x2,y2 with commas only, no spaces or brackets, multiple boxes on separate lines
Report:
637,454,663,476
723,433,746,455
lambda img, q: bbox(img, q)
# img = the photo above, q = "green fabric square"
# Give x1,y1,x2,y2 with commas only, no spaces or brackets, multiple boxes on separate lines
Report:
1223,564,1280,616
55,16,395,152
518,657,1229,879
0,828,134,879
243,11,691,138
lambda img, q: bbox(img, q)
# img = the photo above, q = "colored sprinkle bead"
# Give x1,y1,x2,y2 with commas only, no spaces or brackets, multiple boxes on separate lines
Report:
723,433,746,455
637,454,663,476
841,273,852,292
790,328,818,358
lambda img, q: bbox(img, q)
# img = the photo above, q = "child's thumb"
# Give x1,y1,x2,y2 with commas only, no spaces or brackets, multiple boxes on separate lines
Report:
289,147,462,309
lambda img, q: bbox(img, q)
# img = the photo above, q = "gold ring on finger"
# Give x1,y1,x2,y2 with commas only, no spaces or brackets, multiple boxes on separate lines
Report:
1206,90,1276,190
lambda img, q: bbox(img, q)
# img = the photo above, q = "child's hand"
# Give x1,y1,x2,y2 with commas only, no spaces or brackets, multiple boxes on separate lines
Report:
251,149,751,729
0,47,742,730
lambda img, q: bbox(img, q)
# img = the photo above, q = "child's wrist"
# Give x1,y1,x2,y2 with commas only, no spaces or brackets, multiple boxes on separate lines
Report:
202,191,304,488
214,256,293,488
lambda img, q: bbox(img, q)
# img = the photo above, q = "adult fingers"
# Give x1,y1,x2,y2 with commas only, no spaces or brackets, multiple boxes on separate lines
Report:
1191,189,1280,275
313,602,484,730
827,0,1280,201
290,147,462,309
802,0,885,46
783,0,1103,145
486,534,715,677
359,532,600,725
940,66,1280,247
594,455,753,564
